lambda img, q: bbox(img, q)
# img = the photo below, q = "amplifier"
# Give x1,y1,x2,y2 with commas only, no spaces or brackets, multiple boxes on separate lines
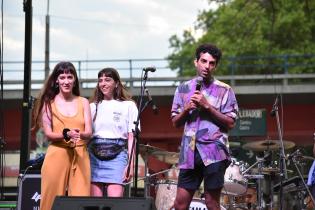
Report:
52,196,156,210
17,174,41,210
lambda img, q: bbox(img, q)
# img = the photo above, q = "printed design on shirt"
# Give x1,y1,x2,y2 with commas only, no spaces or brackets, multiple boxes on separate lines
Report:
113,111,122,122
190,134,196,150
179,135,191,164
196,128,208,140
178,83,190,93
204,92,220,109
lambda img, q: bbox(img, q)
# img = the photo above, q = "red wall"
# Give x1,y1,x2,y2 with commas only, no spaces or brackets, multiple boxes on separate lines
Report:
1,103,314,179
2,103,314,150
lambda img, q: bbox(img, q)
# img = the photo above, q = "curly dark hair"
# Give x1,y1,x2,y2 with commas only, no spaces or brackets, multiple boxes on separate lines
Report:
195,43,222,64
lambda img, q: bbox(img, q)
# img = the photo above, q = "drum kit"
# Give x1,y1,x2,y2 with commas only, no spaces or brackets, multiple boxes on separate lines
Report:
135,140,314,210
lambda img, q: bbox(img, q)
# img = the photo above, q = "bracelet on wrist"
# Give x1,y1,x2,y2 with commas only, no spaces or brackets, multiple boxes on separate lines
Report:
62,128,71,142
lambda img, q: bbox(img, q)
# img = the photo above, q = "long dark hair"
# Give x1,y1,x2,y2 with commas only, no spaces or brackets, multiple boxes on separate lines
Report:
32,61,80,132
90,67,132,121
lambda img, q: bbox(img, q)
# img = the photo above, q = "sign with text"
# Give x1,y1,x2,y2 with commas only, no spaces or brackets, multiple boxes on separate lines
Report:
230,109,267,137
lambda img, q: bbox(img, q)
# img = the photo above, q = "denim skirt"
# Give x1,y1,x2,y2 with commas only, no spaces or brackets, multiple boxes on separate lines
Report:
89,138,128,185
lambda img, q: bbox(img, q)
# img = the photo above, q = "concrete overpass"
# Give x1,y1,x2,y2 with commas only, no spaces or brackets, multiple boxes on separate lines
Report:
2,72,315,149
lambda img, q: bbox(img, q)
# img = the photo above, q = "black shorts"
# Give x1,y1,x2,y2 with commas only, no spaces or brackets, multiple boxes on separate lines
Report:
177,150,229,191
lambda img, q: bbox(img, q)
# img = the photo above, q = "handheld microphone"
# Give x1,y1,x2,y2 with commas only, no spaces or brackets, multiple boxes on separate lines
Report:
143,67,156,72
145,89,158,115
196,76,203,91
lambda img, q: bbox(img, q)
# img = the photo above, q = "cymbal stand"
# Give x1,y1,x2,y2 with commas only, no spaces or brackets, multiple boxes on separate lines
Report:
290,152,315,206
143,151,149,197
0,137,5,200
256,157,264,210
241,156,265,210
271,94,288,210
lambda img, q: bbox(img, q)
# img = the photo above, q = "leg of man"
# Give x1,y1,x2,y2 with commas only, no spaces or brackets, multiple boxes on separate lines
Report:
204,188,222,210
173,187,195,210
174,150,204,210
203,159,229,210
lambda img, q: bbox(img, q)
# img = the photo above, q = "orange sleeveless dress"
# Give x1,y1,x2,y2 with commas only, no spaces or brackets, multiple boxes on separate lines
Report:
40,96,90,210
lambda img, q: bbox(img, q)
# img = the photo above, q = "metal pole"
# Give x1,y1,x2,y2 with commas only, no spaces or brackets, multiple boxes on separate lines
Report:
19,0,33,172
44,0,50,78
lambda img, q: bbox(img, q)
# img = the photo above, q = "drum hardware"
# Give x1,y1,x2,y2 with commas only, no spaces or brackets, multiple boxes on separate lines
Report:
242,139,295,152
240,155,268,210
221,194,248,210
243,174,264,179
286,149,315,161
250,167,280,175
138,144,179,197
274,175,308,193
241,154,266,175
289,150,315,206
139,144,159,197
270,95,291,210
135,144,179,197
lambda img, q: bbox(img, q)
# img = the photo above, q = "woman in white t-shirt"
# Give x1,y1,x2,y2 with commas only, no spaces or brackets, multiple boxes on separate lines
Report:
89,67,138,197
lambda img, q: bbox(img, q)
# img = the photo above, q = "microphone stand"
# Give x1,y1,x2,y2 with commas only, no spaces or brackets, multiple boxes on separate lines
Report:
0,137,5,200
290,152,315,207
131,70,153,197
271,95,287,210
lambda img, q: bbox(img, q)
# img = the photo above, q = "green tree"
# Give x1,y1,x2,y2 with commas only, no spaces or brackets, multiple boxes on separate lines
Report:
168,0,315,76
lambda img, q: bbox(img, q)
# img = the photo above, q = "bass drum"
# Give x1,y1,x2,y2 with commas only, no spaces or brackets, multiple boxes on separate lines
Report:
190,199,226,210
223,159,248,195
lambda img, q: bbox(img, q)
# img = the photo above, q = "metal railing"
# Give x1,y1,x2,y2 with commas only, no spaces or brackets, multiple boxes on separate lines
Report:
2,54,315,90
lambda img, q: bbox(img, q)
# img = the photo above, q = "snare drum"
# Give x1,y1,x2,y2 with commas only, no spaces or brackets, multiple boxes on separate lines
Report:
169,199,226,210
223,160,247,195
155,180,177,210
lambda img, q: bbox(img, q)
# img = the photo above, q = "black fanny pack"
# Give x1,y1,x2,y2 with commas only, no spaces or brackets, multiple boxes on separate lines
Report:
90,138,126,160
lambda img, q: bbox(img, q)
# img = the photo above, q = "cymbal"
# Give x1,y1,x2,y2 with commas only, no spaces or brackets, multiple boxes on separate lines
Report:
251,167,293,175
242,140,295,151
251,167,280,174
139,144,166,155
151,151,179,165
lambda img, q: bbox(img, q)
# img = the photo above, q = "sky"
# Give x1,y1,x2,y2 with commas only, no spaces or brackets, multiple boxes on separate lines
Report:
3,0,215,62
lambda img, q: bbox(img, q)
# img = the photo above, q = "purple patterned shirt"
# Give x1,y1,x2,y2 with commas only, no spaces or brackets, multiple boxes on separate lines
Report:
171,77,238,169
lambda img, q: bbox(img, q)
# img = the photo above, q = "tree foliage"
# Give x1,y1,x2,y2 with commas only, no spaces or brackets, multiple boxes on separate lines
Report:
168,0,315,76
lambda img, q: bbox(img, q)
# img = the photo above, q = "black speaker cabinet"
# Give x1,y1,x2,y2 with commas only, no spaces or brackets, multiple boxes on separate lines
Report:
52,196,156,210
17,174,41,210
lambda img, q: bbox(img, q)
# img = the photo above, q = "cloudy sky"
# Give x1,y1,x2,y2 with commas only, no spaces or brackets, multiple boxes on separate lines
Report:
4,0,215,62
